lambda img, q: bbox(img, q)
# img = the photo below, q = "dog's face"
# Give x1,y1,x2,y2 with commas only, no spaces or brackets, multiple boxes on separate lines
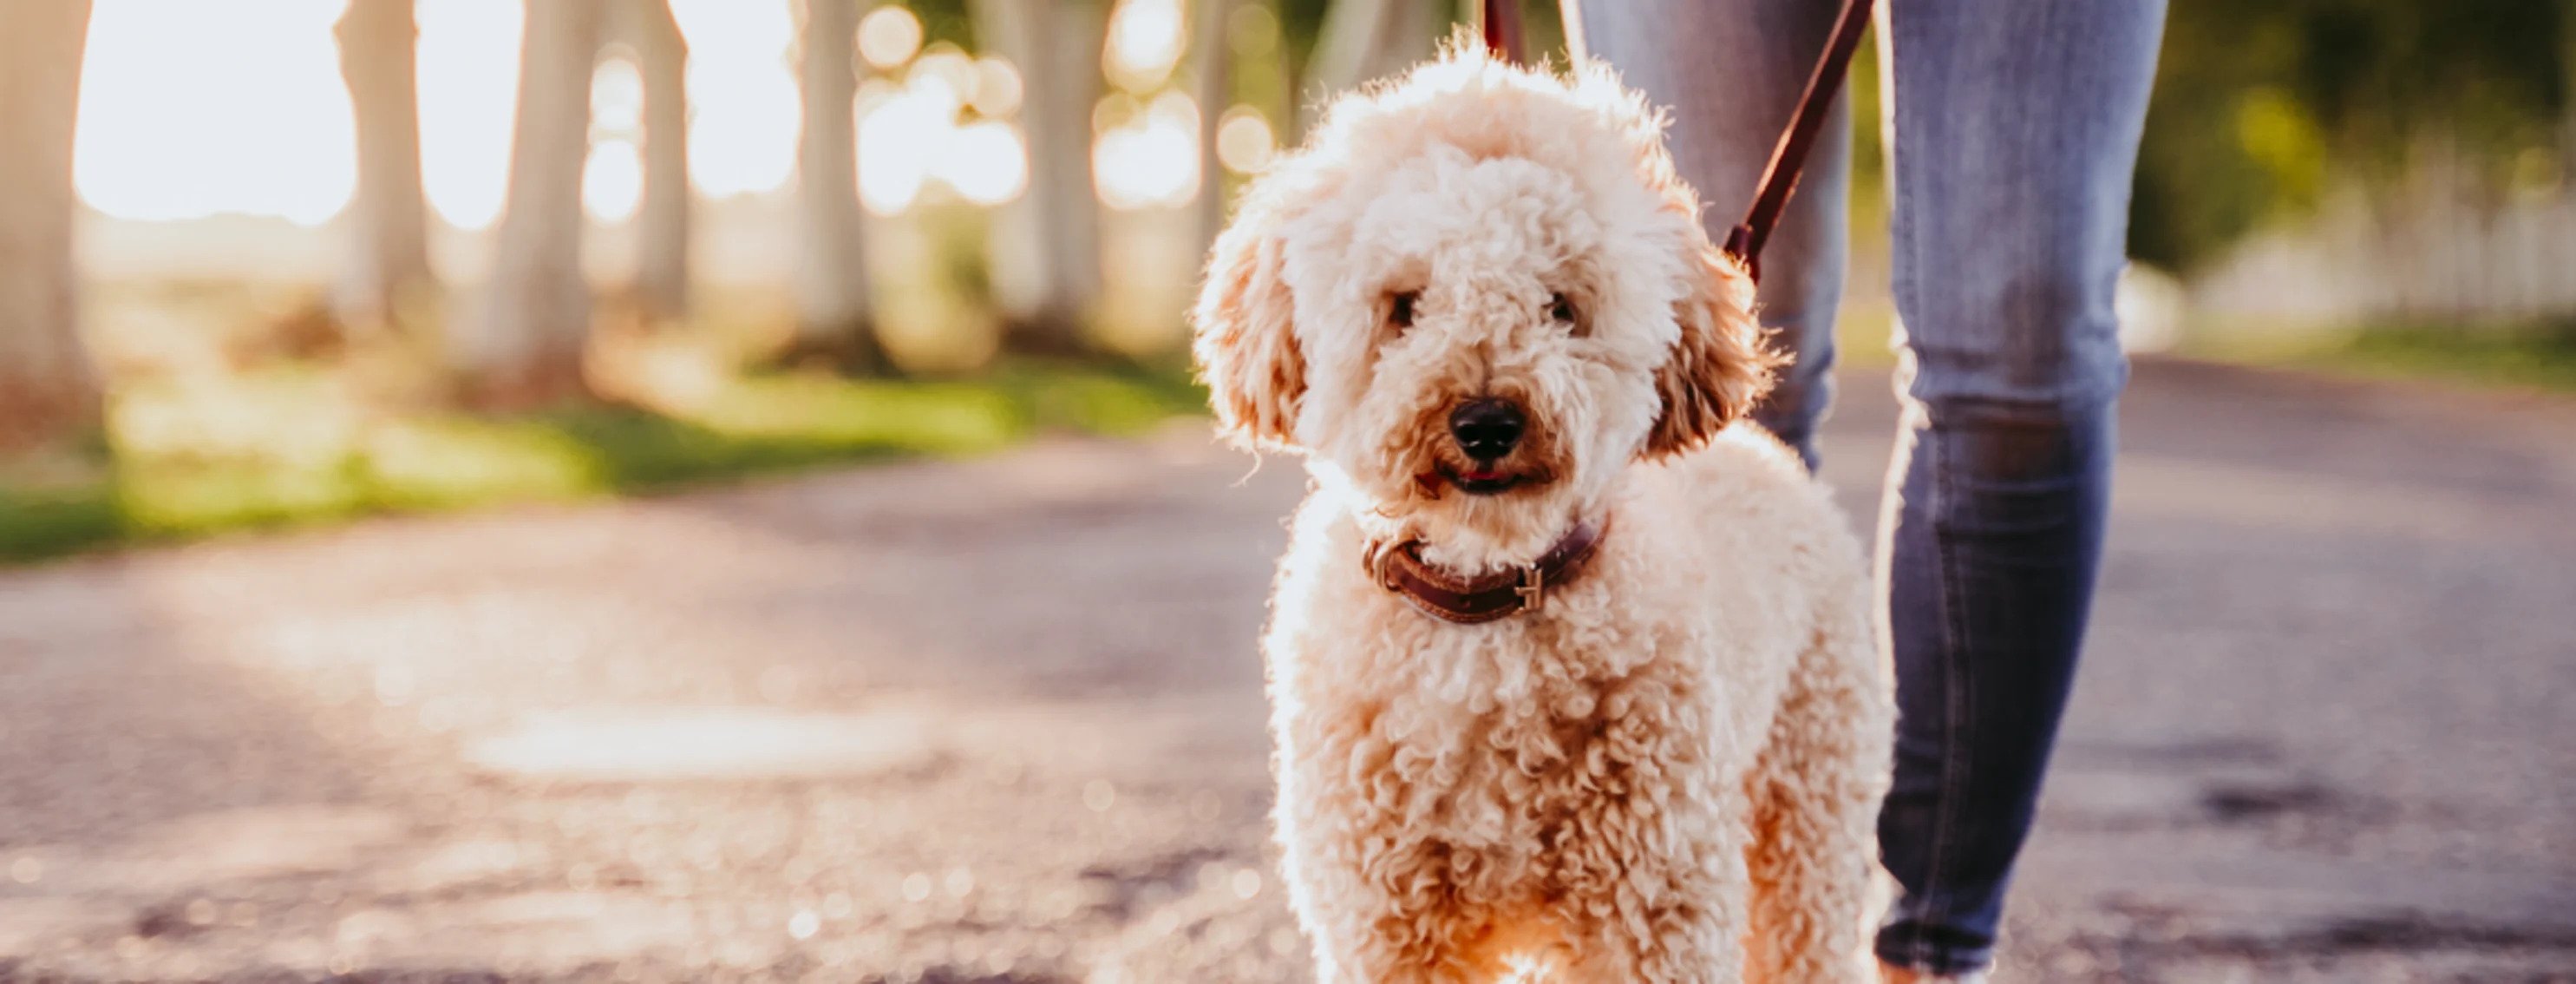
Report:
1194,48,1775,565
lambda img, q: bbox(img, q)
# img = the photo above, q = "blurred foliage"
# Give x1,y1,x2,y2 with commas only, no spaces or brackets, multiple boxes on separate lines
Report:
2189,317,2576,394
21,0,2575,568
912,0,977,49
2132,0,2574,271
0,362,1206,565
1510,0,1567,69
2324,319,2576,392
1267,1,1567,120
1277,0,1330,92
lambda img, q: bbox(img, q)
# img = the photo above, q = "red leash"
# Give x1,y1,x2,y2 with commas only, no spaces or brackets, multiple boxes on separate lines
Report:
1719,0,1874,283
1482,0,1878,285
1481,0,1527,69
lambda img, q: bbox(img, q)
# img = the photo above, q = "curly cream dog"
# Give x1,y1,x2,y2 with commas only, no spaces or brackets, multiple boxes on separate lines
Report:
1193,43,1893,984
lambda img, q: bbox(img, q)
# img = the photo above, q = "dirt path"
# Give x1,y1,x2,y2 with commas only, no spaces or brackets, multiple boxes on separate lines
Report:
2,361,2571,982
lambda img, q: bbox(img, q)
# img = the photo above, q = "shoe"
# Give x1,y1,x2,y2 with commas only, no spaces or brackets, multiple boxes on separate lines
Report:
1880,962,1989,984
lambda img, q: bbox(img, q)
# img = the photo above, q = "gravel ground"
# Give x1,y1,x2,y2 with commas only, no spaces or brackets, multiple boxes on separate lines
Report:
1,360,2571,983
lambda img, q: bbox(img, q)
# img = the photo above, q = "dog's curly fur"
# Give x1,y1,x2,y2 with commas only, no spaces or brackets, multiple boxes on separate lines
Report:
1194,43,1893,983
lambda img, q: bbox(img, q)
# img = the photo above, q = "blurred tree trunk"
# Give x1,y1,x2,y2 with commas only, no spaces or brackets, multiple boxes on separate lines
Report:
975,0,1106,356
2565,10,2576,168
462,0,603,406
335,0,437,343
784,0,894,373
0,0,98,449
622,0,691,323
2561,10,2576,305
1193,0,1238,254
1304,0,1436,131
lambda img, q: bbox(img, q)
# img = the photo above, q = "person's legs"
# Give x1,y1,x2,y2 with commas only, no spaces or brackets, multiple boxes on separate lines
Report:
1565,0,1849,468
1873,0,2165,974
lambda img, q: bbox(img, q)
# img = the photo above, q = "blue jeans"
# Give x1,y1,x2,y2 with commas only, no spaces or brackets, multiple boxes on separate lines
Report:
1570,0,2165,974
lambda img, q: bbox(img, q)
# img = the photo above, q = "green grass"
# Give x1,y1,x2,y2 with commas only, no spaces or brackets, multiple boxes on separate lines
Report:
2182,318,2576,395
0,362,1209,566
2298,322,2576,393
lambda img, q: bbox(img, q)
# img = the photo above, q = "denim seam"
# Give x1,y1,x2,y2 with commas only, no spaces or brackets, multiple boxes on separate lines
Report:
1890,9,1979,967
1879,8,1950,971
1919,429,1973,973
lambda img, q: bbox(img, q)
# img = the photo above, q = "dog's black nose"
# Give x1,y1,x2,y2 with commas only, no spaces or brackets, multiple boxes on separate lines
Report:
1448,399,1524,460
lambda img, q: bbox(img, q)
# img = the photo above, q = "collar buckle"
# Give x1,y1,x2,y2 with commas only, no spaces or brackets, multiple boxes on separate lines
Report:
1361,516,1606,624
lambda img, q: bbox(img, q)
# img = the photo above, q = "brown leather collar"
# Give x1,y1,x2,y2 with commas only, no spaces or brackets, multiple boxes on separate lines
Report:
1361,518,1609,624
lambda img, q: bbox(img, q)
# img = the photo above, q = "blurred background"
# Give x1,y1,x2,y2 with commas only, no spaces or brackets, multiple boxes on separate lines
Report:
1,2,2572,981
1,0,2572,559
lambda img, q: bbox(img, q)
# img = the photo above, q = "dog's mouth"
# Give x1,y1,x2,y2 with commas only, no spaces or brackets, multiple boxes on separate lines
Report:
1407,400,1559,500
1434,463,1530,496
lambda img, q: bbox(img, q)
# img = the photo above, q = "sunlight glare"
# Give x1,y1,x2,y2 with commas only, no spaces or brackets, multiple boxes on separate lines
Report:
591,56,644,135
913,45,978,106
74,0,355,226
586,56,645,223
857,77,903,117
466,709,939,782
945,121,1030,206
1093,91,1200,210
857,92,938,214
854,53,1030,215
856,4,924,70
417,0,523,230
584,138,644,223
669,0,798,198
906,56,967,120
72,0,860,230
1498,952,1549,984
1104,0,1186,92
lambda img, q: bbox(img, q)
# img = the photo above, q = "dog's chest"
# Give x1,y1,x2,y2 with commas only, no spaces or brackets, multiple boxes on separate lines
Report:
1376,630,1726,834
1337,655,1736,919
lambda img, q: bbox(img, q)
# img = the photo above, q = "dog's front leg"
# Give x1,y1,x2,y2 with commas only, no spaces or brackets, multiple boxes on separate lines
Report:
1742,596,1892,984
1537,681,1754,984
1291,829,1493,984
1278,710,1494,984
1554,817,1748,984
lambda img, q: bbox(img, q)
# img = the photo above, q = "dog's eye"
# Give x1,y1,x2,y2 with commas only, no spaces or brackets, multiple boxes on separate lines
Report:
1389,291,1419,330
1548,292,1578,326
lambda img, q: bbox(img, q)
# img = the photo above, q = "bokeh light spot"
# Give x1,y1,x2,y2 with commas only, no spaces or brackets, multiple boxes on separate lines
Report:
1104,0,1186,92
971,56,1023,118
1228,3,1278,56
1216,105,1275,174
1093,92,1200,209
585,138,645,223
592,56,645,134
856,4,924,71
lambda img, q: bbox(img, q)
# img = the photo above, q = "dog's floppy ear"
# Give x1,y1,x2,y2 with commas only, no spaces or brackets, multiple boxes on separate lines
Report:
1193,219,1305,449
1644,246,1779,460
